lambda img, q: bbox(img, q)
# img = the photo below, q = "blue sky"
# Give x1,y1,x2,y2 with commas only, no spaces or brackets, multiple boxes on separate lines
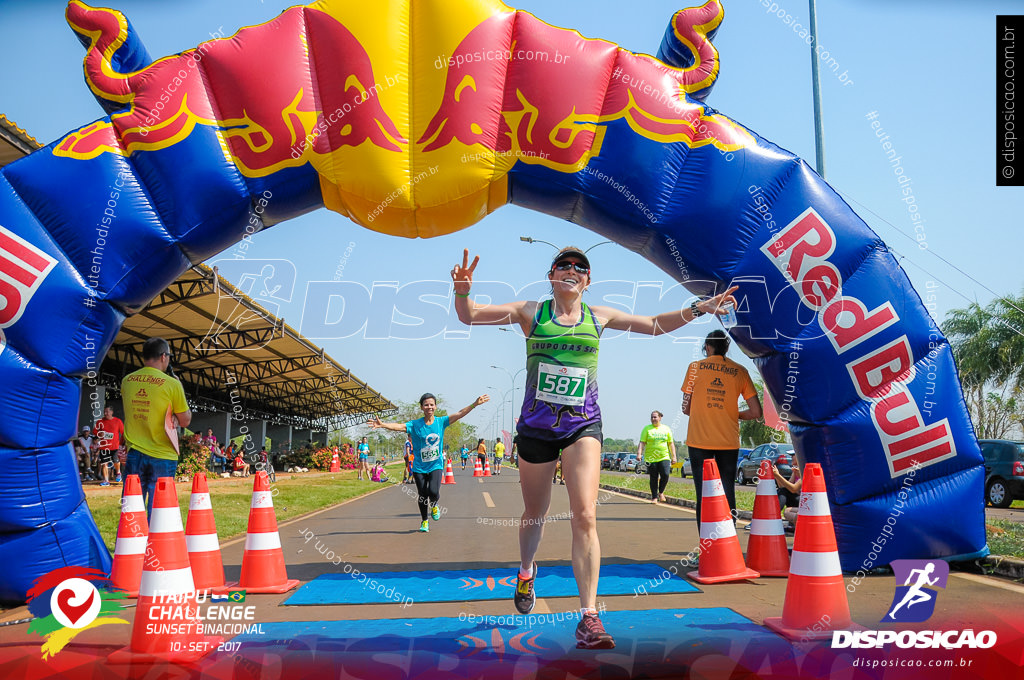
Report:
2,0,1019,441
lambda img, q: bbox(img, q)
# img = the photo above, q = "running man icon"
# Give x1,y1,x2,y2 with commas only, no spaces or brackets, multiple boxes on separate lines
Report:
884,559,949,623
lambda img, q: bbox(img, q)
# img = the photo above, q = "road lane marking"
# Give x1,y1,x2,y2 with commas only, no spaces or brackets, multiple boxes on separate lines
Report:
483,492,495,508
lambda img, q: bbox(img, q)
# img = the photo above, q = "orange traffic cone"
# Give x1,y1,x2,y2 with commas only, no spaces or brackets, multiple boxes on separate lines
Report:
473,458,483,477
484,458,492,477
185,474,234,592
108,478,221,664
109,474,148,597
764,463,857,639
330,449,340,472
442,459,456,485
687,459,759,584
746,460,790,577
238,471,299,594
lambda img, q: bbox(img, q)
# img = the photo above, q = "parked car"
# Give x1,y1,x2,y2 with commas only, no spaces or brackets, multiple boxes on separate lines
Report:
621,454,640,472
738,448,753,466
611,452,632,471
736,443,795,485
980,439,1024,508
600,452,618,469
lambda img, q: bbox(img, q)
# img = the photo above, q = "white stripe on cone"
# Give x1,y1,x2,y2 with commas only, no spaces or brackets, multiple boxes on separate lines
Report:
245,531,282,551
186,533,221,553
755,479,778,495
189,494,212,511
749,518,785,536
789,550,843,577
798,491,830,516
149,507,184,533
700,519,737,540
114,535,148,555
139,566,195,597
121,496,145,513
701,478,725,497
251,491,274,509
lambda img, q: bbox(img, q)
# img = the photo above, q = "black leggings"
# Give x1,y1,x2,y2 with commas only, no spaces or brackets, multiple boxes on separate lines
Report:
648,459,671,497
413,470,442,521
688,447,739,523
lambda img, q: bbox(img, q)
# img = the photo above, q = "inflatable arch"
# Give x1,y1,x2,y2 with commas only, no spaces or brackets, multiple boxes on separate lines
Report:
0,0,986,600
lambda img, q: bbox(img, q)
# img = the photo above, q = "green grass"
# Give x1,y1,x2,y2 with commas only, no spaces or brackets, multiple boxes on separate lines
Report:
985,519,1024,559
86,469,392,552
605,476,1024,560
599,474,758,511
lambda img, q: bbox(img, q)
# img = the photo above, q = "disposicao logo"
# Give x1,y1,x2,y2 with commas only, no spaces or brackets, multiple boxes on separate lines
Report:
832,559,997,650
26,567,129,659
884,559,948,623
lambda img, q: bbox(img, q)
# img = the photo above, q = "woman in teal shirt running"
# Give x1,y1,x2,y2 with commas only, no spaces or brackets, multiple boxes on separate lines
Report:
638,410,677,504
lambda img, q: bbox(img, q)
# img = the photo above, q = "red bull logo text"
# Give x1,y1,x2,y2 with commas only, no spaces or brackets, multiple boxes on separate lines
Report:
761,209,956,477
0,224,57,353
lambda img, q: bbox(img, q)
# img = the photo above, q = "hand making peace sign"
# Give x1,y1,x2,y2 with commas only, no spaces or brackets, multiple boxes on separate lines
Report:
450,249,480,296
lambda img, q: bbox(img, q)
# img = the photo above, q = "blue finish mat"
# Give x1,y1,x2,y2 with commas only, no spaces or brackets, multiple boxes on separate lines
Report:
283,563,699,605
231,608,799,678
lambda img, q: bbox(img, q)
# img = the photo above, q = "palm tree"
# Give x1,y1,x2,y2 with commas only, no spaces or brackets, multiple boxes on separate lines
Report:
942,293,1024,438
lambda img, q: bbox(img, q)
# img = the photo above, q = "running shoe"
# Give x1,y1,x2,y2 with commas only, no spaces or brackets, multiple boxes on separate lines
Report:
115,474,122,483
514,562,537,614
575,612,615,649
99,481,110,487
431,505,441,521
420,520,429,532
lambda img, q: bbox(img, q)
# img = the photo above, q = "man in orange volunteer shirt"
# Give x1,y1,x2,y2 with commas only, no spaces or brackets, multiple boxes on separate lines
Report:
682,330,762,523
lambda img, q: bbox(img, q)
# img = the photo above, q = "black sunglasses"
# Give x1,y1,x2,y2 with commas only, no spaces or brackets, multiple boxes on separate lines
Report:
553,261,590,275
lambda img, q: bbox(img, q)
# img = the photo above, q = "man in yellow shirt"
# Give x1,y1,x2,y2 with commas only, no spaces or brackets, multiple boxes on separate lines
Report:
121,337,191,514
494,439,505,474
682,330,762,523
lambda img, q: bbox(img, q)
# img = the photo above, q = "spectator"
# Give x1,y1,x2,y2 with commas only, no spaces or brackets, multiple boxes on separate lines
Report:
773,451,803,530
121,337,191,515
234,453,251,476
93,406,126,486
210,440,227,472
73,433,93,482
681,330,762,523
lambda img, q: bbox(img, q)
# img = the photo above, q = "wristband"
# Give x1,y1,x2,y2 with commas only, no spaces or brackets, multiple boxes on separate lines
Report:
455,292,470,298
689,300,705,318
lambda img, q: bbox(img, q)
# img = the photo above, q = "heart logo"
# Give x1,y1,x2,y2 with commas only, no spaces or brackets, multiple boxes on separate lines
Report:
56,587,95,626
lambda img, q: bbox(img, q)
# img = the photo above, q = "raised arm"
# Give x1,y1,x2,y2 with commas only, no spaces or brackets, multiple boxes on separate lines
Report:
447,394,490,425
451,249,537,331
367,416,407,433
592,286,739,335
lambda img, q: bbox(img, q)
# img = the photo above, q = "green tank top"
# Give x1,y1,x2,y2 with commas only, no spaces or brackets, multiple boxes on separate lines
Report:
518,299,602,439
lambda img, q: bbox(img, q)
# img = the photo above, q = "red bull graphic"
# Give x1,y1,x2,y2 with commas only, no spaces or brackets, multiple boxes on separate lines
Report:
0,0,987,606
57,2,405,176
420,9,751,173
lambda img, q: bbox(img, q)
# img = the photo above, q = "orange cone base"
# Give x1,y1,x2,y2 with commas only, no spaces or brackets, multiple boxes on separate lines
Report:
746,543,791,577
108,636,223,665
752,567,789,578
686,566,760,584
239,578,299,594
763,617,863,640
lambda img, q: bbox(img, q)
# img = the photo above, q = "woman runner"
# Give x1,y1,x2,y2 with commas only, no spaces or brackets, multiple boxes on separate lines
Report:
451,246,736,649
369,393,488,532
